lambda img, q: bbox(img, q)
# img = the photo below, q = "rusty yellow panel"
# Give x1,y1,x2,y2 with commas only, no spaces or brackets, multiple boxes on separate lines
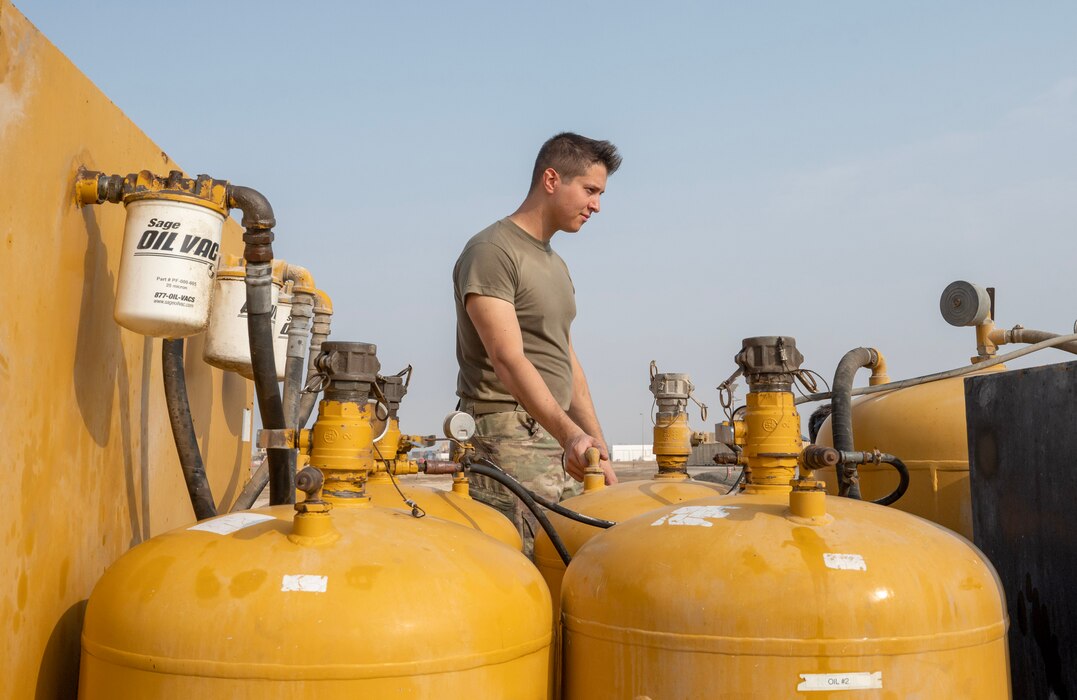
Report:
0,3,252,696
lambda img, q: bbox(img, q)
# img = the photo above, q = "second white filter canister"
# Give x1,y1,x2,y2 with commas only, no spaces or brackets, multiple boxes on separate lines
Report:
114,199,224,337
203,276,289,380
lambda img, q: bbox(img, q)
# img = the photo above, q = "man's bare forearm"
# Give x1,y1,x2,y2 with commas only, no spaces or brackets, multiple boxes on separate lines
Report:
490,354,586,446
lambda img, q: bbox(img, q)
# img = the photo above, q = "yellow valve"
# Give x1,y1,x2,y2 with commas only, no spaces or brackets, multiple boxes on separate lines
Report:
741,390,802,493
653,413,692,474
307,400,376,504
583,447,605,493
289,468,342,546
451,472,470,496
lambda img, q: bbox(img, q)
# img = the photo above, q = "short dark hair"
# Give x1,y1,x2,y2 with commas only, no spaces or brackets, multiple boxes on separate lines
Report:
530,132,622,189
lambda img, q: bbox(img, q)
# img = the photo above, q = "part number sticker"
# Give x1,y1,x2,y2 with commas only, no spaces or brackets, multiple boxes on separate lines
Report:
651,505,739,527
188,513,275,535
281,574,328,593
823,553,867,571
797,672,882,691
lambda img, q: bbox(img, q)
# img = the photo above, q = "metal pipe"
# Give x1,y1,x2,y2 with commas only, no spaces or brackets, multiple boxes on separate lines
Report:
831,347,880,499
161,339,217,520
794,333,1077,405
838,451,910,506
228,185,294,506
991,327,1077,355
230,456,269,512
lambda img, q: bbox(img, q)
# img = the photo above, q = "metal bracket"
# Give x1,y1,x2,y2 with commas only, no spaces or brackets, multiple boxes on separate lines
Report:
257,428,297,449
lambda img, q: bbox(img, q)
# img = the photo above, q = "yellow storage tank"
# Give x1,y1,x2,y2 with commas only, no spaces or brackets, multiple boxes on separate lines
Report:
533,367,724,609
814,366,1004,539
80,340,551,698
560,337,1009,699
79,500,550,697
533,474,724,613
365,470,523,550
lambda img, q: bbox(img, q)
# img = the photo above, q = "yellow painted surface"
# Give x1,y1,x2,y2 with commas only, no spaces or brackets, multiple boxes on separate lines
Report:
815,366,1005,538
79,504,551,698
0,4,251,696
561,482,1010,698
365,472,524,550
533,477,725,612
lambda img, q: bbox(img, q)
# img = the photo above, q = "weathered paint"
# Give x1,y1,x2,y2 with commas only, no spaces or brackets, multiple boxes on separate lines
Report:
0,3,251,696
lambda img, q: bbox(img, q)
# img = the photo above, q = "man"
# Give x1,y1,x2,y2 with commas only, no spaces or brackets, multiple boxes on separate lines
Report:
453,132,621,556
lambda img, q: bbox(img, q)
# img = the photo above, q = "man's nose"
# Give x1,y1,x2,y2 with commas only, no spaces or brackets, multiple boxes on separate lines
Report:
589,196,601,213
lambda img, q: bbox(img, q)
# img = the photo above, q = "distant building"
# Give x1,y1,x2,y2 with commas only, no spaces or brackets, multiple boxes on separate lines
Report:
611,444,654,461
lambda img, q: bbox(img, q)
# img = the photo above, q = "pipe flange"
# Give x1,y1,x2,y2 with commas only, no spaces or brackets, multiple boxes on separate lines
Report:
316,342,380,402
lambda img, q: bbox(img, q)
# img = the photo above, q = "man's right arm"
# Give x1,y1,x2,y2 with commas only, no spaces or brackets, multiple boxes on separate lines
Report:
464,294,608,480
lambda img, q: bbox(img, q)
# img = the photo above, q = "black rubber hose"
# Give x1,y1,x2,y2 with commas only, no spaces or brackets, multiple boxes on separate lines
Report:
832,348,877,499
161,339,217,521
466,461,573,566
475,458,615,529
246,262,295,505
808,404,832,444
873,455,911,507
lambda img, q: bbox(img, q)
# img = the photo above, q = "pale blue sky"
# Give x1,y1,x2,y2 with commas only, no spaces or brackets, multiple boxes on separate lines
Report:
18,2,1077,442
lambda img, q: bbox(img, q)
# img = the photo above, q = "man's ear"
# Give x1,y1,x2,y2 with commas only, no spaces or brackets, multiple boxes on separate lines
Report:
542,168,561,194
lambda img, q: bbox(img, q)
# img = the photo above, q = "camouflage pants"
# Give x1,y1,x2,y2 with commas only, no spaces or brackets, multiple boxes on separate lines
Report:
468,410,582,559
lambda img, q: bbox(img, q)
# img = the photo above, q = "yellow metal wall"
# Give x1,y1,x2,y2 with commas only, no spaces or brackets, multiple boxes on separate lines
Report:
0,4,252,696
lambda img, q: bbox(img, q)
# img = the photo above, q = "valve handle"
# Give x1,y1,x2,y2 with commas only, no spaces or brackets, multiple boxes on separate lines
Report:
584,447,602,471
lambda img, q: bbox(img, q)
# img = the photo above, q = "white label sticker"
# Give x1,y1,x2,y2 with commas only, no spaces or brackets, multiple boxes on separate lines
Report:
281,574,328,593
651,505,739,527
823,553,867,571
188,512,275,535
797,671,882,691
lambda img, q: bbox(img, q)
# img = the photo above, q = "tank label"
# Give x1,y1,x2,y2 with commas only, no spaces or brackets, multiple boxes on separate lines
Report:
187,512,275,535
797,671,882,691
651,505,739,527
823,553,867,571
281,574,328,593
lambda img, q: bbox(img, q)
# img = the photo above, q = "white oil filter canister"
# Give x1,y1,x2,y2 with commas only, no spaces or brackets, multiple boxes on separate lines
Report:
204,272,289,380
114,199,224,337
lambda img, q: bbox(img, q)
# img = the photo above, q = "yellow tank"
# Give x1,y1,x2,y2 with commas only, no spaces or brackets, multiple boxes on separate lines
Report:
79,501,550,697
560,337,1010,699
533,474,724,609
365,470,523,550
534,366,724,608
815,365,1005,538
368,381,523,550
81,340,550,698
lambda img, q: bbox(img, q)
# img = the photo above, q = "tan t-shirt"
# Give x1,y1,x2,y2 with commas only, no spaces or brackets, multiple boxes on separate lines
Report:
454,218,576,410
